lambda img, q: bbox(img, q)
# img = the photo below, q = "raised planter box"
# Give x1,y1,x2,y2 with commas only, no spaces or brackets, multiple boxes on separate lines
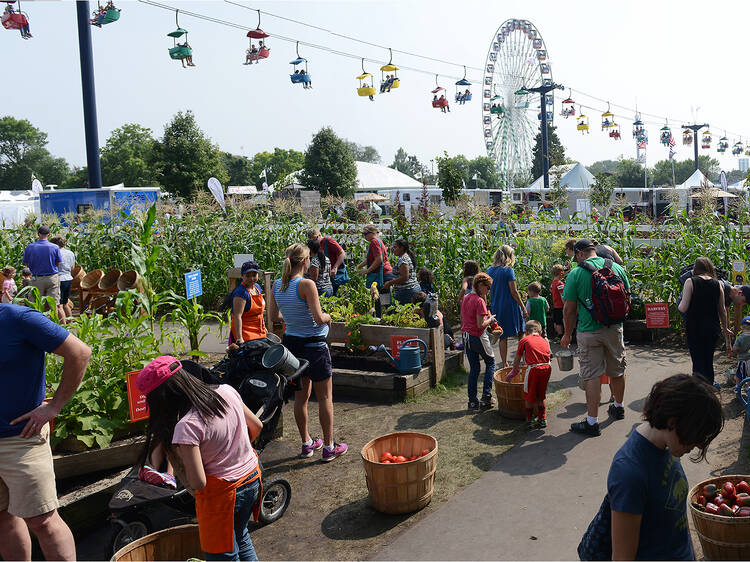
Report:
54,436,145,480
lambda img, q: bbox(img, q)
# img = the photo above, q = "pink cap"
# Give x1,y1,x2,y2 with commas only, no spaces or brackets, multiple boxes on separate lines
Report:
136,355,182,395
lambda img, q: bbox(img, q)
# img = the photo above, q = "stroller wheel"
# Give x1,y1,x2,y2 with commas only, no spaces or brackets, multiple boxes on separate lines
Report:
110,517,150,555
258,478,291,524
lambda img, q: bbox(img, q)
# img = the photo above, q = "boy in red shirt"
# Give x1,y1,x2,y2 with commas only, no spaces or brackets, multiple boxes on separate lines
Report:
550,264,565,340
507,320,552,428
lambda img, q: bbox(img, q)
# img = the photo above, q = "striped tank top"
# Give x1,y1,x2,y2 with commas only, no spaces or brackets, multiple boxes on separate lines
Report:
273,277,329,339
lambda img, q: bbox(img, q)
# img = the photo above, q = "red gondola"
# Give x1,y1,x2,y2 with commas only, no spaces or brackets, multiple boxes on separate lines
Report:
244,10,270,64
1,0,31,38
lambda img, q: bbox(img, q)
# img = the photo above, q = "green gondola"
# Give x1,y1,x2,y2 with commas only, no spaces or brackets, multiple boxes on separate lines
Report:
101,9,120,24
169,45,192,59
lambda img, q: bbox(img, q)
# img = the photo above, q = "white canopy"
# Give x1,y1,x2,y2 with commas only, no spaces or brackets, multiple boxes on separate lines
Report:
273,161,422,193
525,162,595,191
676,169,714,190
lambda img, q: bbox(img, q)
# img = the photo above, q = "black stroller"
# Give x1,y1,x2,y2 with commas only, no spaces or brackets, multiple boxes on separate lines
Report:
107,339,307,555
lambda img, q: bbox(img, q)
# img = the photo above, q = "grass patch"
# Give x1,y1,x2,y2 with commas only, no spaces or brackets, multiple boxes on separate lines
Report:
406,368,468,403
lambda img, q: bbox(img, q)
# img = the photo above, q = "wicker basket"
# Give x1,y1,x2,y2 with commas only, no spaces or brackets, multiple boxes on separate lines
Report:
689,475,750,560
71,265,86,290
117,269,139,291
80,269,103,290
99,269,121,291
112,524,201,561
493,366,527,419
361,432,437,514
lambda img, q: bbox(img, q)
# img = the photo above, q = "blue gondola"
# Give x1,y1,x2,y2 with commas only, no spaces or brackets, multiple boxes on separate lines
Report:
455,68,472,104
289,42,311,88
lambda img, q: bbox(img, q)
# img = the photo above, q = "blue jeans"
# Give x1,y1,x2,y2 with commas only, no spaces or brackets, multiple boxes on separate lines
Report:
393,287,418,305
465,334,495,403
205,477,260,561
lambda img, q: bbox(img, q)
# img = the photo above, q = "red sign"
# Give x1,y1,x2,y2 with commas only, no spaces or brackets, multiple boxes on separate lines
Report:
645,303,670,329
126,370,149,422
390,336,418,360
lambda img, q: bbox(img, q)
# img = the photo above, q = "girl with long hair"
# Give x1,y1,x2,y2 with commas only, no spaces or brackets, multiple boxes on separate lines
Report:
382,238,421,305
137,356,263,561
305,239,333,297
487,245,528,367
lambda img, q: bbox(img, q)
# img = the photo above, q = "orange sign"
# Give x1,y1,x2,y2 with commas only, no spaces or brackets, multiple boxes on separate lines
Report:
645,303,670,329
390,336,418,360
126,370,149,422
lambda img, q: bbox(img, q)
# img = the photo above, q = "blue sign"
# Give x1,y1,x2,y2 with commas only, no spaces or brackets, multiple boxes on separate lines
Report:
184,270,203,300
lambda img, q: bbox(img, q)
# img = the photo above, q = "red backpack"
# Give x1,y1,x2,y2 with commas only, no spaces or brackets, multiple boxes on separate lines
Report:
578,259,630,326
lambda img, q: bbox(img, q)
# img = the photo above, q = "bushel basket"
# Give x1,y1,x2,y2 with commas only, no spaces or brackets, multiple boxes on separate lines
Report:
493,366,527,419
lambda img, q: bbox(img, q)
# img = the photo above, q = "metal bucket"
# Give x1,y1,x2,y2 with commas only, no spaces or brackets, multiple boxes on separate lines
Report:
555,350,574,371
262,344,300,375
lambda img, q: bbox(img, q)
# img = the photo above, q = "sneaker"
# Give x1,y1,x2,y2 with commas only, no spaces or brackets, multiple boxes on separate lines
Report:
479,395,496,410
608,403,625,420
300,438,323,458
526,420,537,430
322,442,348,462
467,400,480,411
537,418,547,428
570,419,601,437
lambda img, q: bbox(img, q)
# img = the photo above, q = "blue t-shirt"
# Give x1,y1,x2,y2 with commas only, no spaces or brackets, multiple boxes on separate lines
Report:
22,239,62,276
231,282,262,313
0,304,69,437
607,429,693,561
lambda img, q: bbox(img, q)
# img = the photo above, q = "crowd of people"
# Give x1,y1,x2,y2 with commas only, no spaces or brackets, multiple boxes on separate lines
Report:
1,223,748,560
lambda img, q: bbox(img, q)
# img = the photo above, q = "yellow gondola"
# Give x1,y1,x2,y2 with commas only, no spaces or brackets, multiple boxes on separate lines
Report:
683,130,693,145
379,64,399,91
356,74,375,98
601,104,614,130
577,109,589,134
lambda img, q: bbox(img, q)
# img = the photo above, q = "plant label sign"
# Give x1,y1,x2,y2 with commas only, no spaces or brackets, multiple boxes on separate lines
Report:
126,371,149,422
185,270,203,300
391,336,417,360
732,260,745,285
645,303,670,329
233,254,254,268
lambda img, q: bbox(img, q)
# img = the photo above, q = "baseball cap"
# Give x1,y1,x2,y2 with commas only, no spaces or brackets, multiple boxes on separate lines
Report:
241,260,261,275
741,286,750,303
37,225,50,236
742,316,750,326
136,355,182,395
573,239,596,252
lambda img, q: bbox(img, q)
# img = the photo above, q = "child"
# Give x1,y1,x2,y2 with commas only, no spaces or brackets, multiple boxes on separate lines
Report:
457,260,479,310
507,320,551,428
20,267,32,288
550,264,565,339
417,267,435,294
461,273,497,410
525,281,549,338
2,266,17,304
732,316,750,389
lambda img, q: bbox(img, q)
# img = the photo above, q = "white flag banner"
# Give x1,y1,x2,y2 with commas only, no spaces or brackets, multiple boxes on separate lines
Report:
207,177,225,211
31,178,43,194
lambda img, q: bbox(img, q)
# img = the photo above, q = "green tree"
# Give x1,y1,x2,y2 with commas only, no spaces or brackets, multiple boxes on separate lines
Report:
345,140,380,164
588,159,618,175
222,152,254,186
530,123,566,180
589,173,616,215
153,111,228,198
436,151,463,204
250,148,305,188
59,166,89,189
100,124,157,186
547,171,568,209
0,116,70,189
299,128,357,197
390,148,427,180
468,156,499,189
614,158,650,187
651,156,721,186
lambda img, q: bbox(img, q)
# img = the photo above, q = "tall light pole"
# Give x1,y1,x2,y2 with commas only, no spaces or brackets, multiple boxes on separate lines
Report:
681,123,709,173
76,1,102,188
526,82,564,189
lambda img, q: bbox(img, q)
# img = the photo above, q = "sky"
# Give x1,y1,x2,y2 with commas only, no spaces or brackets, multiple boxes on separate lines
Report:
5,0,750,176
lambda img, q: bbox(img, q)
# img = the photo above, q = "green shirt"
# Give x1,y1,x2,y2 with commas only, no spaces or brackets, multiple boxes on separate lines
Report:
525,296,549,326
734,332,750,361
561,256,630,332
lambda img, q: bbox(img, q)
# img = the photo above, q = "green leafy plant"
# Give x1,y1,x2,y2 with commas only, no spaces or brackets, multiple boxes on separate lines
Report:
165,290,225,357
381,302,427,328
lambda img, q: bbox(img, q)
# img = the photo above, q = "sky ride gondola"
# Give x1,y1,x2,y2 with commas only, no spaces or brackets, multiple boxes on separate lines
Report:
732,140,743,156
659,123,672,146
717,134,729,153
560,93,575,118
244,10,270,64
609,123,621,140
1,0,31,39
490,95,504,117
90,1,120,27
682,129,693,145
601,104,614,130
356,60,376,101
290,42,311,89
455,66,472,105
167,11,194,68
745,144,750,157
379,48,400,93
632,113,646,142
577,109,589,134
701,130,712,149
431,76,449,113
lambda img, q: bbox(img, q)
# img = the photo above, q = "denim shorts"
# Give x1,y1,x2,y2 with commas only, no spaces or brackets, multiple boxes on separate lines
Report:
282,337,332,382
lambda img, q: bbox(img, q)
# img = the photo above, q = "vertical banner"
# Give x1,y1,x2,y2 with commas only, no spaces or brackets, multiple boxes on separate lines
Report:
733,260,746,285
207,177,226,211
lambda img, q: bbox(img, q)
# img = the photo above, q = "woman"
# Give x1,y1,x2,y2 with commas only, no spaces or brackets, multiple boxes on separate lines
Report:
461,273,496,410
137,356,264,561
677,257,732,385
269,243,347,462
306,227,347,295
305,239,333,297
382,239,421,305
50,236,75,323
228,261,267,345
487,245,528,367
357,224,394,289
605,374,722,560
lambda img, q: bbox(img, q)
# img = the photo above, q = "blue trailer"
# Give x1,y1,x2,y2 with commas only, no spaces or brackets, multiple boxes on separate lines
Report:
39,188,160,218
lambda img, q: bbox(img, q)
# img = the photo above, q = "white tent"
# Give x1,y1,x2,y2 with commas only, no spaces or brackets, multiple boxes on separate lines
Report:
676,169,714,190
0,190,39,227
272,161,422,192
525,162,595,191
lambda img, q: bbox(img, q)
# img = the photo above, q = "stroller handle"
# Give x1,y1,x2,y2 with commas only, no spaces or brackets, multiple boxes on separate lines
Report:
286,358,309,386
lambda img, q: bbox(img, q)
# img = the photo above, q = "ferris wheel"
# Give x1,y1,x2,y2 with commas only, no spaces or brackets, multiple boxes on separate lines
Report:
482,19,552,189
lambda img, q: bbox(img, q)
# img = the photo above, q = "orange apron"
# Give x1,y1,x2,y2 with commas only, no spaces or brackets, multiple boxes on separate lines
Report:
194,467,262,554
231,286,267,343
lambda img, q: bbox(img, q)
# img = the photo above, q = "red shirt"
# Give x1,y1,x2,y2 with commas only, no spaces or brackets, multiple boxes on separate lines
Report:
550,278,565,309
322,237,344,267
517,333,551,365
367,238,392,275
461,292,488,338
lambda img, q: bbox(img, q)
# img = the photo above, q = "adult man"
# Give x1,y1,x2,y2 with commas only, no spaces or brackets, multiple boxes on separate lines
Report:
307,228,347,295
565,238,624,266
22,225,62,304
0,303,91,561
561,239,630,437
